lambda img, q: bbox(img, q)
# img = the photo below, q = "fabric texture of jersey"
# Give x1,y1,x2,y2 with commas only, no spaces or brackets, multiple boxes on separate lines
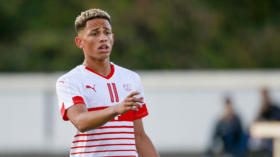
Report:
56,63,148,157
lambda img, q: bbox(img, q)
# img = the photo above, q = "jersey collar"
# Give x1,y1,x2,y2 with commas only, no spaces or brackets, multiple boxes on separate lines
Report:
85,63,115,80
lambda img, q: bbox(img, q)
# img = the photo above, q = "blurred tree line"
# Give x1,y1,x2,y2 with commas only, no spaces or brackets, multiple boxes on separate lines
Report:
0,0,279,72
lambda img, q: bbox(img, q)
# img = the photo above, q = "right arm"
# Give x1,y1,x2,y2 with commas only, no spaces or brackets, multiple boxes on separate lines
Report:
67,91,143,132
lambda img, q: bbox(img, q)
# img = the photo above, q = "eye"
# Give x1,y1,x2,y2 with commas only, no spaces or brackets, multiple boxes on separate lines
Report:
105,31,111,35
90,32,98,36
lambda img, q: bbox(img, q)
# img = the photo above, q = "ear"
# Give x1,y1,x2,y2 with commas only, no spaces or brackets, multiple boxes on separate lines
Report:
75,36,83,49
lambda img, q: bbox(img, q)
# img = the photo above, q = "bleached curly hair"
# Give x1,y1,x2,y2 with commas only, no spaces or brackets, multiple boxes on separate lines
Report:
75,8,111,32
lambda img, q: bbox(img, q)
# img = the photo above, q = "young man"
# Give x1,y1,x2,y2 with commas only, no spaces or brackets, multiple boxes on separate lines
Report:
56,8,159,157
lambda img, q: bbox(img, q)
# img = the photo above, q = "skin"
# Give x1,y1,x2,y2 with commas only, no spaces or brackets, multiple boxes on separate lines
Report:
256,87,271,121
261,88,270,109
75,18,114,76
68,18,159,157
224,99,234,120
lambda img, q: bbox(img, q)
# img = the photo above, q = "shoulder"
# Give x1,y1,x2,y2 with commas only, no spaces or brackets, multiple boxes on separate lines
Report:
56,65,84,86
113,63,141,79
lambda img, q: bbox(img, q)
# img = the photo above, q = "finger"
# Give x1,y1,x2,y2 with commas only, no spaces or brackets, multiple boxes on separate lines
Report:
133,97,144,103
127,91,140,98
135,97,144,103
126,105,139,111
127,97,143,103
126,102,141,108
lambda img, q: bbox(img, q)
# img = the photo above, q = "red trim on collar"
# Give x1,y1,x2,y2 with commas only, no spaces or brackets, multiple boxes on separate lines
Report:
85,64,115,80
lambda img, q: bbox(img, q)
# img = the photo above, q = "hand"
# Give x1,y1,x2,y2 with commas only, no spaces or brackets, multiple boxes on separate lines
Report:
113,91,144,115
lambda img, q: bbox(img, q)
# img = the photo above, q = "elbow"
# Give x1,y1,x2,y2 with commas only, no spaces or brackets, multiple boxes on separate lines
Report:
77,125,88,133
73,118,89,133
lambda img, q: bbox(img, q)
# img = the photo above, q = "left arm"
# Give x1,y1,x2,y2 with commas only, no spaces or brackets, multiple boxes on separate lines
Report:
134,119,160,157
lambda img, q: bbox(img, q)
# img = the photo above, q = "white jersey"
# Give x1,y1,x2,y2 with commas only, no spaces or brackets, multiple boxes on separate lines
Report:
56,63,148,157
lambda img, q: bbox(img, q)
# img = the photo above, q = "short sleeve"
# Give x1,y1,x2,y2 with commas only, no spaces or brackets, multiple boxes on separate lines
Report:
133,74,149,120
56,77,85,121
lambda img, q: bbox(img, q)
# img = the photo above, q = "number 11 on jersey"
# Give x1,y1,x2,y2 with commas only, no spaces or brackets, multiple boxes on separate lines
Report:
107,83,119,103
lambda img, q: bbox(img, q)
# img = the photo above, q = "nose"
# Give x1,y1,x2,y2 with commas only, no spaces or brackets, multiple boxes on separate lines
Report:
100,33,107,42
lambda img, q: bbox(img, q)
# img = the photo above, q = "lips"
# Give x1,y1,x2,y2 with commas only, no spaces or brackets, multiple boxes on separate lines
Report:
98,44,109,50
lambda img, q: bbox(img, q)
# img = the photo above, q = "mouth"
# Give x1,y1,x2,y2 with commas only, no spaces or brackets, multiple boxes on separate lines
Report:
98,44,110,51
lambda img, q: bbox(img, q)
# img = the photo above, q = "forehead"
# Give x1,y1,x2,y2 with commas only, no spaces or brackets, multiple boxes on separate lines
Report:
85,18,112,31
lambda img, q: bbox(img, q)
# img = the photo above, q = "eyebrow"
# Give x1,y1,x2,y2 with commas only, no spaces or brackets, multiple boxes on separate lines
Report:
91,27,111,32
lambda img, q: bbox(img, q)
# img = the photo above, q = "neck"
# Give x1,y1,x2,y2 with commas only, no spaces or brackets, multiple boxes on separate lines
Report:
224,113,234,121
83,58,111,76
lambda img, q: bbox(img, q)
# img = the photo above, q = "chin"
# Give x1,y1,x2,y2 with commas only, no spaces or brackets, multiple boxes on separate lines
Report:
86,52,110,60
97,54,111,61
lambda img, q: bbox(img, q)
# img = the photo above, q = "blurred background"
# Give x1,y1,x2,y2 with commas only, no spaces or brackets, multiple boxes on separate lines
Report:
1,0,280,157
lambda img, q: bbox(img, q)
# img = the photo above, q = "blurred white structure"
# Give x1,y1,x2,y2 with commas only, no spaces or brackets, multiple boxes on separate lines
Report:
0,71,280,154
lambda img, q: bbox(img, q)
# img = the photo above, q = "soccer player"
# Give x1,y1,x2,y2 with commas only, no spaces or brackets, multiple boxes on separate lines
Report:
56,8,159,157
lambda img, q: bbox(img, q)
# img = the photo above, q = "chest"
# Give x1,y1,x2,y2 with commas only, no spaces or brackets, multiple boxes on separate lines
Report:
80,78,137,109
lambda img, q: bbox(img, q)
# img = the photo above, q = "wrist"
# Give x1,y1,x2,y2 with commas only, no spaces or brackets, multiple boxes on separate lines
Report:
110,105,120,116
